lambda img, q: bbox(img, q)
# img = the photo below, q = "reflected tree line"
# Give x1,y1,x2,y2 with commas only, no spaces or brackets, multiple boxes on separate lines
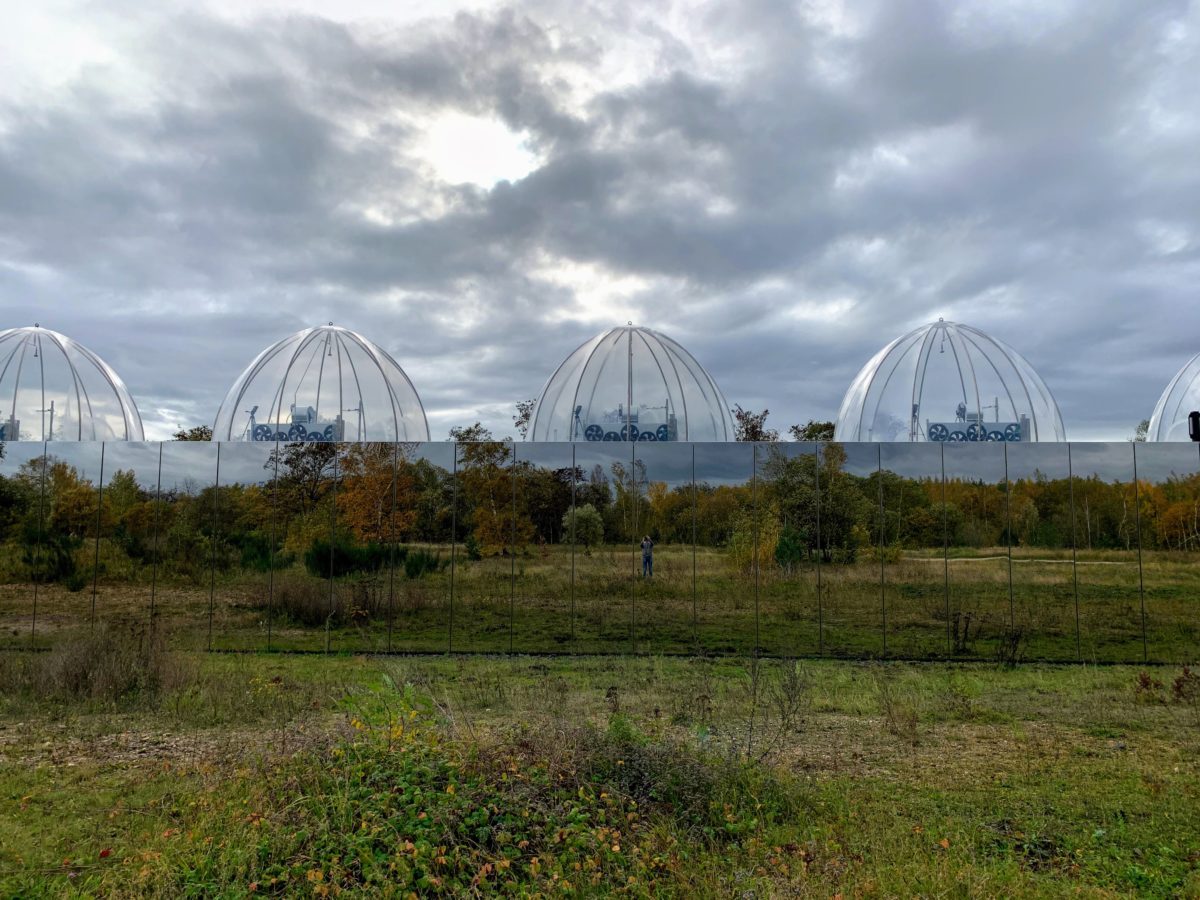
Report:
3,441,1200,596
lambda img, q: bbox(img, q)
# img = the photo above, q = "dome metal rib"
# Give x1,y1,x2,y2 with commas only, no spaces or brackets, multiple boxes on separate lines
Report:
834,319,1065,443
530,324,734,443
213,324,429,442
0,325,143,441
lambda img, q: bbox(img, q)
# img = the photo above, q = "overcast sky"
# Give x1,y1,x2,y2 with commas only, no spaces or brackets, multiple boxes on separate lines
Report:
1,0,1197,441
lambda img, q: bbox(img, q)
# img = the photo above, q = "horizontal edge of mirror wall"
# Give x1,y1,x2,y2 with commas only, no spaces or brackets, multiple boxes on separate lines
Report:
1130,442,1200,664
0,442,47,649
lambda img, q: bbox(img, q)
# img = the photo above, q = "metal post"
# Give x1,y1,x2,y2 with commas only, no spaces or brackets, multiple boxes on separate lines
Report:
30,442,47,646
509,444,516,655
942,443,951,655
386,441,399,653
1068,443,1080,660
878,444,886,656
325,446,336,654
570,443,576,642
1004,443,1014,634
90,442,105,629
752,443,760,657
1132,443,1147,662
448,444,457,654
265,441,279,651
208,442,220,651
691,443,697,646
150,442,163,638
815,442,824,655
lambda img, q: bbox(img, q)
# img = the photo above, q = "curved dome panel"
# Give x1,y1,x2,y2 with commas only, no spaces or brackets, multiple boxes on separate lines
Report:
530,325,734,442
0,325,144,441
1148,354,1200,441
835,319,1065,443
213,325,429,442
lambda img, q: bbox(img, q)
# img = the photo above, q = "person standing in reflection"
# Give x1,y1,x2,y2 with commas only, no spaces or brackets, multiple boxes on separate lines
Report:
641,535,654,577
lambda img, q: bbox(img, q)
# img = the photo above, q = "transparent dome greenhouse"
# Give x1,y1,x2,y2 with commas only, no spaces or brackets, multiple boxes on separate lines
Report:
212,324,429,442
530,325,735,442
835,319,1065,443
1147,354,1200,441
0,325,144,441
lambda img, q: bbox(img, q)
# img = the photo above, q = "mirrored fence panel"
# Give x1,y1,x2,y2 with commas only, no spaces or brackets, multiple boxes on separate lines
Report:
513,443,576,652
1005,443,1078,661
880,443,947,659
452,441,516,653
1071,444,1145,663
329,443,394,654
817,442,882,657
259,442,335,652
1131,443,1200,663
95,443,165,639
755,443,821,657
157,442,220,651
572,443,636,654
942,442,1012,660
203,441,277,651
5,440,1198,664
389,442,455,653
0,443,45,649
633,442,696,654
31,443,106,647
693,443,756,655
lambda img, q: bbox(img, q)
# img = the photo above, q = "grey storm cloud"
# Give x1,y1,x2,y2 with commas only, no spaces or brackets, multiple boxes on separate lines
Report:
0,0,1197,440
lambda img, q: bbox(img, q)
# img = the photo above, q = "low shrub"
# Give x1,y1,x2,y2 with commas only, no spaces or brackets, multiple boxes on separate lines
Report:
270,575,334,628
403,548,441,580
0,624,189,707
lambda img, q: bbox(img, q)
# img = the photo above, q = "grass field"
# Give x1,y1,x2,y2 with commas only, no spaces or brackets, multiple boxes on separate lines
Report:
3,543,1198,663
2,634,1199,897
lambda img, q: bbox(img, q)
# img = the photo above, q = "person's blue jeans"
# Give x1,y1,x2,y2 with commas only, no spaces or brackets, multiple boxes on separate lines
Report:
642,555,652,577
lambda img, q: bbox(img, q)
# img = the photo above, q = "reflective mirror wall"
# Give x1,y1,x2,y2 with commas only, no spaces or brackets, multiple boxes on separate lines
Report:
0,440,1194,663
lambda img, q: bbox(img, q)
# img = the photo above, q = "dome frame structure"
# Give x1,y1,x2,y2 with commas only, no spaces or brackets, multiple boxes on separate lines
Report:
212,324,429,443
0,324,144,441
835,318,1065,443
530,324,735,443
1148,354,1200,442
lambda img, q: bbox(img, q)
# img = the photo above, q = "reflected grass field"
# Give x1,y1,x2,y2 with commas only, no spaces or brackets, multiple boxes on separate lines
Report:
2,542,1197,662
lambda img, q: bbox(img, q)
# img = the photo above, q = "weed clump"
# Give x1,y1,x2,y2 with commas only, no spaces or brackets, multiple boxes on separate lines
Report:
0,624,189,707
